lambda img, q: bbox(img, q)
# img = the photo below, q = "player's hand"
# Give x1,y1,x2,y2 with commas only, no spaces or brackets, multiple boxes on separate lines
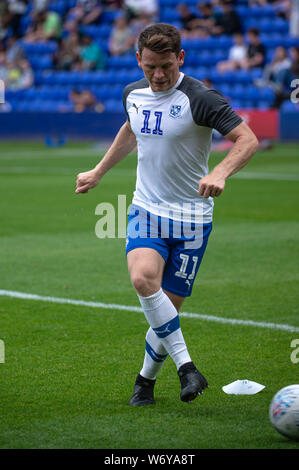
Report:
198,173,226,198
75,169,100,194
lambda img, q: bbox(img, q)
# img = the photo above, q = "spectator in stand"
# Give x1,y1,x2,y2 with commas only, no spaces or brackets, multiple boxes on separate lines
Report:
67,0,103,26
130,13,153,42
24,10,62,42
269,46,299,107
254,46,291,90
201,77,213,88
217,32,247,72
0,1,10,40
41,10,62,39
190,2,218,37
290,0,299,37
53,32,81,70
108,14,135,56
23,10,43,40
177,3,198,37
79,34,106,70
103,0,123,9
6,0,29,38
212,0,242,36
16,57,34,89
5,58,33,90
69,89,105,112
0,45,8,82
32,0,49,15
273,0,292,20
5,36,24,63
290,45,299,76
238,28,266,70
124,0,158,22
248,0,268,5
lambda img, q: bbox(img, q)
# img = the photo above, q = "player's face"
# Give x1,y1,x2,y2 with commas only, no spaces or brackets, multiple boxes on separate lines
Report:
136,48,185,92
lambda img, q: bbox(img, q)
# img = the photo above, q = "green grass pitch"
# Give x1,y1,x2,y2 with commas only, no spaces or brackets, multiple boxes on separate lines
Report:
0,140,298,449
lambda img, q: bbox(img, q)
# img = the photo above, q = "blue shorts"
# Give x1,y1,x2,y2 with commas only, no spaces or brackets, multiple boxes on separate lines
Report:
126,204,212,297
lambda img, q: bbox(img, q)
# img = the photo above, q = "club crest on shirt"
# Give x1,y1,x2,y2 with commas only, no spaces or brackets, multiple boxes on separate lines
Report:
169,104,182,118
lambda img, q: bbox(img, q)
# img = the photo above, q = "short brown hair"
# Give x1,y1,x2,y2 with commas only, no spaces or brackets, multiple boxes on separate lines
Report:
138,23,181,57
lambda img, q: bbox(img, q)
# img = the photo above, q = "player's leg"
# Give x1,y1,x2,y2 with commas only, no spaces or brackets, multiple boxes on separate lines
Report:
160,221,213,402
136,292,184,385
127,247,165,297
127,247,192,366
163,290,185,313
127,247,166,405
137,291,185,383
127,247,195,405
128,247,193,370
125,206,171,404
126,205,207,404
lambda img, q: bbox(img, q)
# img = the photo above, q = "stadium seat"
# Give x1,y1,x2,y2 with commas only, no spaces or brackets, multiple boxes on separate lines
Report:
281,101,299,111
5,0,298,112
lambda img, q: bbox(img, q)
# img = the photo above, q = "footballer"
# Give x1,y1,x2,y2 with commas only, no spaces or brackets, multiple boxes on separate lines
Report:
76,23,259,406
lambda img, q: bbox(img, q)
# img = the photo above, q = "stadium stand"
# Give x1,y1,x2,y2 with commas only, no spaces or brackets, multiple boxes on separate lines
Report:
0,0,299,114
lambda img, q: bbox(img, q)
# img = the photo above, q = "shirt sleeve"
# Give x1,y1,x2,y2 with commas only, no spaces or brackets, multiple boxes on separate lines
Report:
122,85,130,121
193,88,243,136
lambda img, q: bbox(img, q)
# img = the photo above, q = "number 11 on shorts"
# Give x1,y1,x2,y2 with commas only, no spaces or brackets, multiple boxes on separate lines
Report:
175,254,198,280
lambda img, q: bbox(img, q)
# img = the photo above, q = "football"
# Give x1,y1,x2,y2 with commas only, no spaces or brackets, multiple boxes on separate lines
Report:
269,385,299,440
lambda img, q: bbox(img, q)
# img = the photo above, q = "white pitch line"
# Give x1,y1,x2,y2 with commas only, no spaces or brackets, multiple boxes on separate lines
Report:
1,289,299,333
0,166,75,175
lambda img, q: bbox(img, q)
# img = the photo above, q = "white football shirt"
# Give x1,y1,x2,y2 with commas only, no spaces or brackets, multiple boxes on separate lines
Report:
123,72,242,223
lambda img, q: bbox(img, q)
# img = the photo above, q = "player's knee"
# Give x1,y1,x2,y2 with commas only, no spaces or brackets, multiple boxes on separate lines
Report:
130,270,160,297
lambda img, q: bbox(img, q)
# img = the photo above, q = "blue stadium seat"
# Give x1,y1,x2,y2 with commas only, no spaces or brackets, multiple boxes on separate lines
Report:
29,55,53,70
21,41,58,55
160,8,181,23
230,84,247,100
101,9,123,23
241,100,255,109
258,101,271,109
107,55,136,69
104,99,123,112
231,100,242,109
281,101,299,111
259,87,275,104
80,25,112,39
4,0,298,112
247,5,276,17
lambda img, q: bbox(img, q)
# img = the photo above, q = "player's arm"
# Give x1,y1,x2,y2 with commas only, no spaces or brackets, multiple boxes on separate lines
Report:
76,120,136,194
199,121,259,198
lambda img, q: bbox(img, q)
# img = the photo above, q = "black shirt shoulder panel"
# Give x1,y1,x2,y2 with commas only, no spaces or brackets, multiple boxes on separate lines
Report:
123,78,148,120
177,75,243,136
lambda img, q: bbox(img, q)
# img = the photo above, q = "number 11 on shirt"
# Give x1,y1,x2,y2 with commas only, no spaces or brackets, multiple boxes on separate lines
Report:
141,110,163,136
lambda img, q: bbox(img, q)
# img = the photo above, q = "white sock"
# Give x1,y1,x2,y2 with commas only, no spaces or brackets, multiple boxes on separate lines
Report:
138,288,191,370
140,327,168,380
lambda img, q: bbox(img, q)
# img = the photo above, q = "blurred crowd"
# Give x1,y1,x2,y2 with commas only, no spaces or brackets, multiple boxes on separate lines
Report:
178,0,299,38
0,0,298,111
